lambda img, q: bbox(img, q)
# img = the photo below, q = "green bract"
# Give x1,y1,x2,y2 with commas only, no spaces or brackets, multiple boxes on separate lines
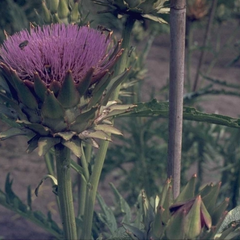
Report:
39,0,85,24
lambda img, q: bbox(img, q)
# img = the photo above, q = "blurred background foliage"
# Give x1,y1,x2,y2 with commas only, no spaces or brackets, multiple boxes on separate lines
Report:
1,0,240,212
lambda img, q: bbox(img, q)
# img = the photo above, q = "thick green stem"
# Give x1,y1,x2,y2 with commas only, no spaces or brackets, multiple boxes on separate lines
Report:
55,144,77,240
77,145,89,238
77,174,87,238
82,16,135,239
82,140,109,240
85,143,92,163
112,16,136,100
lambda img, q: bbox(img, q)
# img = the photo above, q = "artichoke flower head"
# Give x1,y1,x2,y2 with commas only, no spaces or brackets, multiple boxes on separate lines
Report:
0,24,133,157
94,0,170,23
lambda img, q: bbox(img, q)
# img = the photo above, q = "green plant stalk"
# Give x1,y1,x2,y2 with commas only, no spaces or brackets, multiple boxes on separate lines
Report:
111,16,136,100
85,143,92,163
55,143,77,240
82,140,109,239
80,144,90,180
138,118,150,196
81,15,135,240
77,174,87,238
77,145,89,238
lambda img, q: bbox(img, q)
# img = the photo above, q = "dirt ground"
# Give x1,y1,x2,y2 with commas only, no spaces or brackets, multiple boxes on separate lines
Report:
1,19,240,239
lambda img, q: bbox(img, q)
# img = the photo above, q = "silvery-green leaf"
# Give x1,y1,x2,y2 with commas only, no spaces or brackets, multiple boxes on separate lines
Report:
38,137,61,156
62,138,82,158
97,193,118,234
0,128,30,140
218,205,240,233
109,183,131,223
54,131,76,141
142,14,168,24
80,130,111,141
94,124,122,135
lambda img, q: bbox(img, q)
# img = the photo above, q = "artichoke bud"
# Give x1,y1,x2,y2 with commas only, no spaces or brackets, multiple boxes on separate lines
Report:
41,0,51,24
169,196,212,239
183,196,211,239
94,0,169,22
58,0,70,19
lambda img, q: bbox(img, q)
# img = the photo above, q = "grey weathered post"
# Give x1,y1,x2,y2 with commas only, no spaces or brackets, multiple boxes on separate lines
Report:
167,0,186,199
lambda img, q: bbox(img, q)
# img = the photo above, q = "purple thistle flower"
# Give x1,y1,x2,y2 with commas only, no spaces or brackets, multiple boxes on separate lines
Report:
0,24,122,85
0,24,133,153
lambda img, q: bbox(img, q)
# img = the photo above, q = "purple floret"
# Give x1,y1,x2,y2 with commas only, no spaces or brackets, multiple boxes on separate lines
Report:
0,24,119,85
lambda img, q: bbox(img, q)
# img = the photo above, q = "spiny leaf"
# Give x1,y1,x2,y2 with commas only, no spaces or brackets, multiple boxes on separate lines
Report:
109,183,131,223
117,99,240,129
97,193,118,234
122,223,145,240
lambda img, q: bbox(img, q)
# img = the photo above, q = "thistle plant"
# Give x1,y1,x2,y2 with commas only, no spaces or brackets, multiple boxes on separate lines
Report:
97,175,240,240
0,23,134,239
